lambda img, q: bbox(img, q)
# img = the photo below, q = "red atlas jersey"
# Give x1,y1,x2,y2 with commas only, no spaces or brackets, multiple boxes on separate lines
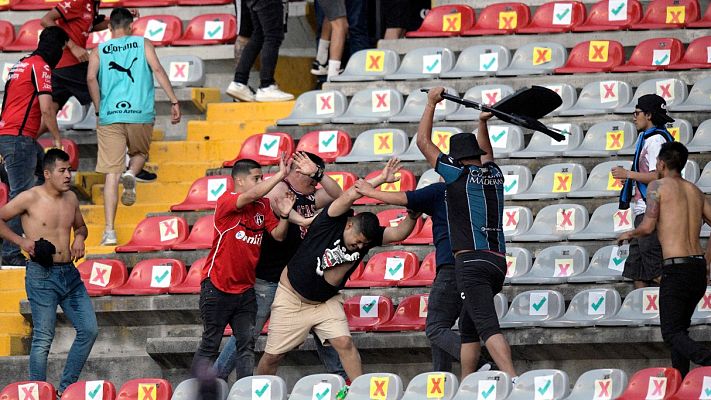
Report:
55,0,97,69
0,55,52,138
202,192,280,294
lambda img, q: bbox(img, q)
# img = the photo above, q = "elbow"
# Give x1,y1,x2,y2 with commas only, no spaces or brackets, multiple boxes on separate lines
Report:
40,18,51,28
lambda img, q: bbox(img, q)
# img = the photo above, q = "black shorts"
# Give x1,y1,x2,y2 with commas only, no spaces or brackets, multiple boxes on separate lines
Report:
623,214,663,282
234,0,254,37
382,0,428,31
51,62,92,107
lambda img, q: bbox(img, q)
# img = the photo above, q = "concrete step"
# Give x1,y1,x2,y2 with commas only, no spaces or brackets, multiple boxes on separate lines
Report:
148,140,242,164
186,120,274,142
80,204,170,227
0,289,26,313
155,161,220,184
206,102,295,122
90,182,192,206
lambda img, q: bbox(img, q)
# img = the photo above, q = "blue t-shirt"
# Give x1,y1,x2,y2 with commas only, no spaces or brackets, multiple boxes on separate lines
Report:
405,183,455,269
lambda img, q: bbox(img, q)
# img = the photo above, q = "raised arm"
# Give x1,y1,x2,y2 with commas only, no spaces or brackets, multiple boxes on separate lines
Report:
236,153,291,209
417,88,444,167
618,180,661,243
0,191,35,256
477,112,495,164
291,152,342,208
40,8,89,63
328,158,402,217
269,192,296,241
353,180,408,206
383,210,421,244
144,39,181,124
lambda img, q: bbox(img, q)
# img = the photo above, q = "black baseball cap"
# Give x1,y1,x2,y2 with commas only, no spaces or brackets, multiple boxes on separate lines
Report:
636,94,674,123
448,133,487,160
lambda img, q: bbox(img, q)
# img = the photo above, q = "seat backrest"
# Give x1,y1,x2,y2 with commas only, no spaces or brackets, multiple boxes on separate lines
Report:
502,206,534,237
579,160,632,193
295,130,352,162
56,97,85,128
485,124,524,155
126,258,187,290
170,257,207,292
386,294,429,324
499,165,533,197
526,163,587,194
666,118,692,144
617,367,681,399
1,381,55,400
131,15,182,44
507,369,570,400
523,123,583,152
567,369,628,399
0,20,15,48
171,379,227,400
502,290,565,323
77,259,128,294
346,373,404,400
698,159,711,187
475,2,531,32
615,287,661,320
405,127,463,160
453,371,512,400
561,288,622,322
359,169,416,197
588,244,630,275
227,376,287,400
11,19,43,49
451,86,515,120
117,379,172,400
682,159,700,183
401,372,458,400
343,88,404,118
181,14,236,43
235,132,294,166
322,171,357,191
337,49,399,79
579,121,637,153
184,214,215,241
343,129,409,159
172,175,234,211
669,366,711,399
412,5,476,35
542,83,577,114
680,76,711,106
37,138,79,170
526,1,586,28
529,245,588,279
416,168,442,189
397,87,460,118
278,90,347,122
637,0,700,25
582,0,643,26
360,251,419,282
452,45,512,74
678,36,711,64
529,204,589,235
392,47,456,76
574,80,632,110
626,78,688,109
61,380,116,400
507,42,567,70
563,40,625,69
344,295,395,328
288,374,346,400
504,247,533,280
626,38,684,68
159,55,205,87
126,216,189,247
584,202,634,234
86,29,112,49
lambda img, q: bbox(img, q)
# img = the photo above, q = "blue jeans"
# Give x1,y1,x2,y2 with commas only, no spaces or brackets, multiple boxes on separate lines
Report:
214,278,347,380
25,262,98,392
425,265,463,372
0,135,45,260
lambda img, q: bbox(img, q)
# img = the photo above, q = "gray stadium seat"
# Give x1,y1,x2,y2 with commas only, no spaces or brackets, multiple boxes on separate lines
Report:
615,78,688,113
499,165,532,198
384,47,455,81
158,55,205,88
477,124,525,158
288,374,346,400
227,376,287,400
510,123,583,158
542,289,622,328
618,118,692,155
389,87,459,123
496,42,567,76
511,245,588,285
682,160,700,183
330,49,400,82
400,127,463,161
401,372,458,400
559,80,633,116
500,290,565,328
511,163,587,200
452,371,512,400
504,247,533,284
57,97,86,131
670,77,711,112
543,83,577,116
416,168,442,189
568,160,633,198
691,287,711,325
568,203,633,240
494,293,509,320
276,90,347,125
514,204,589,242
568,244,629,283
172,378,229,400
445,85,515,121
687,120,711,153
562,369,628,400
696,161,711,193
0,62,13,93
596,287,660,326
73,104,97,131
567,121,637,157
331,88,404,124
335,129,408,163
440,44,511,78
507,370,570,400
502,206,534,241
703,223,711,238
347,373,404,400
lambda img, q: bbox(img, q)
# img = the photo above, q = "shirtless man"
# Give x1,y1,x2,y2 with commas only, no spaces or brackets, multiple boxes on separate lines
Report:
618,142,711,376
0,149,97,395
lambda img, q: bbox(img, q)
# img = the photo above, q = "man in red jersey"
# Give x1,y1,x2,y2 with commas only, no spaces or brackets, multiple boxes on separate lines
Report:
0,26,68,266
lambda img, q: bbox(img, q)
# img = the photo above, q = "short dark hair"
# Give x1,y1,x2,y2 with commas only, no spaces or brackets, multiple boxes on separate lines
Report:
43,148,70,171
231,159,261,178
350,212,382,243
657,141,688,173
109,8,133,30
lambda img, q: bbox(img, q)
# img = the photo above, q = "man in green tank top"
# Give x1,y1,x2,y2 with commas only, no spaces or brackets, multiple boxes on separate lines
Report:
87,8,181,246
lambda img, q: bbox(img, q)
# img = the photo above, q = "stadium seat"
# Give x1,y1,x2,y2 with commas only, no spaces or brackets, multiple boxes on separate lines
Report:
0,182,8,208
568,244,628,283
0,381,55,400
400,128,463,161
504,247,533,283
596,287,661,326
375,208,425,239
115,216,189,252
354,169,416,205
158,55,206,87
463,2,531,35
567,122,637,157
330,49,400,82
177,0,232,4
171,175,233,212
401,217,432,245
384,47,455,80
37,138,79,170
73,104,97,130
671,77,711,111
440,45,511,78
54,97,86,131
406,5,475,37
415,168,440,190
616,78,688,113
543,83,577,116
559,80,632,116
171,378,227,400
376,294,430,332
131,15,182,46
514,204,589,242
620,118,692,154
331,88,404,124
500,290,565,328
172,14,236,46
288,374,346,400
346,373,403,400
568,160,632,197
613,38,684,72
61,380,116,400
563,369,628,399
168,257,207,294
400,252,436,286
573,0,643,31
542,289,622,327
110,259,186,295
494,293,510,320
0,20,14,50
445,85,515,121
496,42,567,76
115,379,172,400
554,40,625,73
171,214,214,250
502,206,534,240
227,376,286,400
512,163,586,200
77,259,128,296
321,171,357,191
294,130,352,162
616,367,681,399
347,251,419,288
696,161,711,192
122,0,175,6
222,132,294,167
668,366,711,399
507,370,570,400
482,125,525,158
276,90,347,125
631,0,700,29
688,2,711,26
344,295,395,332
453,371,512,400
335,129,408,162
9,0,55,10
4,19,43,52
510,123,583,158
499,165,532,197
86,29,112,50
517,1,586,33
389,87,460,123
682,159,700,183
667,36,711,69
569,203,633,240
691,287,711,325
511,245,588,284
400,372,458,400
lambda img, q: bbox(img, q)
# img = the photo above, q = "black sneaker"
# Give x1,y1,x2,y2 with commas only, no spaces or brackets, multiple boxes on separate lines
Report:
135,169,157,182
2,254,27,266
310,60,328,76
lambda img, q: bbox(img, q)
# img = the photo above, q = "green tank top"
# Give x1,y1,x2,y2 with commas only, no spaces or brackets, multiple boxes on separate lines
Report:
98,36,155,125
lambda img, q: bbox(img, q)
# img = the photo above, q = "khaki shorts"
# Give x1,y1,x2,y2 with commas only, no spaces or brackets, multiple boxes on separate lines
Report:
96,123,152,174
264,283,350,355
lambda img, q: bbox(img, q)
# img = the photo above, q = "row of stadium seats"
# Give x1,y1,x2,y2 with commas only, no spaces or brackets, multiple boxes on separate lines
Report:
0,0,231,11
405,0,711,38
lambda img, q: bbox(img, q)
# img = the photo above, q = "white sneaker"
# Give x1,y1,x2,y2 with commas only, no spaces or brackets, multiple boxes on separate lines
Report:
255,85,295,102
120,172,136,206
100,230,117,246
310,60,328,76
226,82,255,102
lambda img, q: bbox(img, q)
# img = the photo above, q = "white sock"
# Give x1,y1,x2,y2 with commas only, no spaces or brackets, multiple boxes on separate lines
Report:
316,39,330,65
123,170,135,177
327,60,341,78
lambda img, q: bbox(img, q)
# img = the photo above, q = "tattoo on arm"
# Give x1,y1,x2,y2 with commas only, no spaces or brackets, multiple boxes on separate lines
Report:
646,181,661,220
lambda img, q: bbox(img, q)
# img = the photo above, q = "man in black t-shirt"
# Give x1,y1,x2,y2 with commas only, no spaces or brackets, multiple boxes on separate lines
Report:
255,158,420,380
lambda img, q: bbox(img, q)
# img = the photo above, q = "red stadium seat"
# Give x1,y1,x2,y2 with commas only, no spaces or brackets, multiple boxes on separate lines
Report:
631,0,700,29
9,0,55,10
347,251,419,288
171,175,234,212
517,1,586,33
318,171,357,191
222,132,294,167
37,138,79,170
171,214,214,250
667,36,711,69
129,15,182,46
224,320,269,336
172,14,237,46
400,252,435,287
344,261,365,288
668,366,711,399
617,367,681,399
354,169,416,205
376,208,424,240
61,380,116,400
573,0,643,31
4,19,43,52
406,4,475,37
178,0,233,5
0,182,8,208
0,381,55,400
612,37,684,72
555,40,625,73
375,294,428,331
122,0,175,6
168,257,207,294
115,379,172,400
401,217,432,245
115,216,189,252
462,2,531,35
0,0,8,11
77,259,128,296
86,29,112,50
294,130,352,163
0,21,15,50
688,2,711,27
110,259,186,295
343,295,394,332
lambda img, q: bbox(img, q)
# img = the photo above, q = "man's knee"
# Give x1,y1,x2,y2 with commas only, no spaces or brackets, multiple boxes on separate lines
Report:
331,17,349,32
328,336,355,352
77,320,99,343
